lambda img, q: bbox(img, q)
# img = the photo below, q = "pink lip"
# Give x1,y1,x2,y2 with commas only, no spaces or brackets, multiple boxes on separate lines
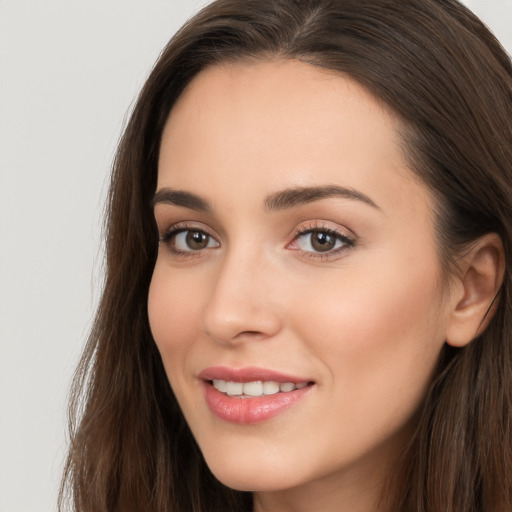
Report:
198,366,310,383
199,366,314,424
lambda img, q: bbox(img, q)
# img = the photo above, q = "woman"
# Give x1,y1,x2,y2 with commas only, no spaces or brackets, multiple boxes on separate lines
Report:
60,0,512,511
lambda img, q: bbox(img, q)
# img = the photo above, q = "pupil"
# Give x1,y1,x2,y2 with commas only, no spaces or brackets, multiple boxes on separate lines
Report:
186,231,208,249
312,232,335,252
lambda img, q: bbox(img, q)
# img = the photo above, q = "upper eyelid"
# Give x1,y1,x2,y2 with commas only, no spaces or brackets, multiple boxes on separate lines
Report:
159,226,208,242
295,225,348,236
291,227,355,246
159,221,217,237
290,219,356,239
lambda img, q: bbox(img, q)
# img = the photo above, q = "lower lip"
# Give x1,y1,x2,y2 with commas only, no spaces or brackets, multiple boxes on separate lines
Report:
203,382,313,424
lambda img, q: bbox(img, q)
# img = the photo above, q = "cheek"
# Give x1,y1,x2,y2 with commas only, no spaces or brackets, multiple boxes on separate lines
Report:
289,254,447,419
294,259,444,347
147,264,203,361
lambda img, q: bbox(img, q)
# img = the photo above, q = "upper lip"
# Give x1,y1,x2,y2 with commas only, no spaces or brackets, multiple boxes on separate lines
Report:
198,366,313,384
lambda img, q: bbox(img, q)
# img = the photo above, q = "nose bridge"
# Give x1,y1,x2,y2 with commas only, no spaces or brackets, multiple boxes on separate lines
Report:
203,242,282,344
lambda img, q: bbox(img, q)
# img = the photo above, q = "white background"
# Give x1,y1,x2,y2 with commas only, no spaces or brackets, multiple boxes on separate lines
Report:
0,1,510,511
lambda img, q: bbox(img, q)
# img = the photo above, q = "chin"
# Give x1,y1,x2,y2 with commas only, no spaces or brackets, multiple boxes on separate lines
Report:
200,442,314,493
209,465,298,493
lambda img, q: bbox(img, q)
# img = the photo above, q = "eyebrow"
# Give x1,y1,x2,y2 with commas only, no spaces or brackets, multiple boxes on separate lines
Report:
151,185,380,212
151,188,210,211
264,185,381,211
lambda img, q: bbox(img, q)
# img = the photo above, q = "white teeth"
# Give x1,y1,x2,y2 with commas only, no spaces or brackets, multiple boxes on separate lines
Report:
262,381,280,395
212,379,308,397
226,381,244,396
212,379,227,393
243,381,263,396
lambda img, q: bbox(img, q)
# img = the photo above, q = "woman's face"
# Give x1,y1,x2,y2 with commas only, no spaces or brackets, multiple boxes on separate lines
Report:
148,60,452,506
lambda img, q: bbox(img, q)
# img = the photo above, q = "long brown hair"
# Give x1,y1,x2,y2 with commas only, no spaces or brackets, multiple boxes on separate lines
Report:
60,1,512,510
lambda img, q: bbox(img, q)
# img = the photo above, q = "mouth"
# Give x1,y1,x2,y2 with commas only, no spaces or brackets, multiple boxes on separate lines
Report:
199,366,315,424
210,379,310,397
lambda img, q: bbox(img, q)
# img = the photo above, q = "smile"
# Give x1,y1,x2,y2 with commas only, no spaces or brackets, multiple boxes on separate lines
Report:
212,379,309,397
199,367,315,424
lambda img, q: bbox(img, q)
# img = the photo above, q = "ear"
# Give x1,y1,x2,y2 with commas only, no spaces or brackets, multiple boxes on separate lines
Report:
445,233,505,348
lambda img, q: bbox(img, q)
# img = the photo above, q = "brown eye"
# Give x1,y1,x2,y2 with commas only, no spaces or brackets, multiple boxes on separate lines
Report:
186,230,210,250
310,232,337,252
292,229,353,255
163,229,220,253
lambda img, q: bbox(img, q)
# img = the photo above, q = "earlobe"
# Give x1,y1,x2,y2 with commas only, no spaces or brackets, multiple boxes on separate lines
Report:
445,233,505,348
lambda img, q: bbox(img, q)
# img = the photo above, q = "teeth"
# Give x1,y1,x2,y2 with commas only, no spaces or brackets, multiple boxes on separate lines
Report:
226,381,243,396
212,379,308,397
243,381,263,396
262,381,280,395
212,379,227,393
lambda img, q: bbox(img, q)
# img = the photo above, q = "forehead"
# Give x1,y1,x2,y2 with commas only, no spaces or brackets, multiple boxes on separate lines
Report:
157,59,432,221
161,59,400,160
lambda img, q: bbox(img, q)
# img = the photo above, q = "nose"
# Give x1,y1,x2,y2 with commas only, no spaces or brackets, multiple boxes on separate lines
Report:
202,250,283,346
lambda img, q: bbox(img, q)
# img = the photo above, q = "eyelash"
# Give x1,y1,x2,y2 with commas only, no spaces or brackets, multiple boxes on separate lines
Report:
158,221,356,260
159,222,217,258
289,222,356,260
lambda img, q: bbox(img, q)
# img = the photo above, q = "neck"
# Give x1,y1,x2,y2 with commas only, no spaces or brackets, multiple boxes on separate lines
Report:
253,478,385,512
252,422,413,512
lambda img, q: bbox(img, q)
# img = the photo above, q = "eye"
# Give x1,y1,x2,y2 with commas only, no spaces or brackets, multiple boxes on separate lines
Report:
160,227,220,254
295,231,345,252
289,226,355,256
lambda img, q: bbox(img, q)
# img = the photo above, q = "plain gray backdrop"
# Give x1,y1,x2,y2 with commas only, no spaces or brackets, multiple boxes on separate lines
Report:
0,1,510,511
